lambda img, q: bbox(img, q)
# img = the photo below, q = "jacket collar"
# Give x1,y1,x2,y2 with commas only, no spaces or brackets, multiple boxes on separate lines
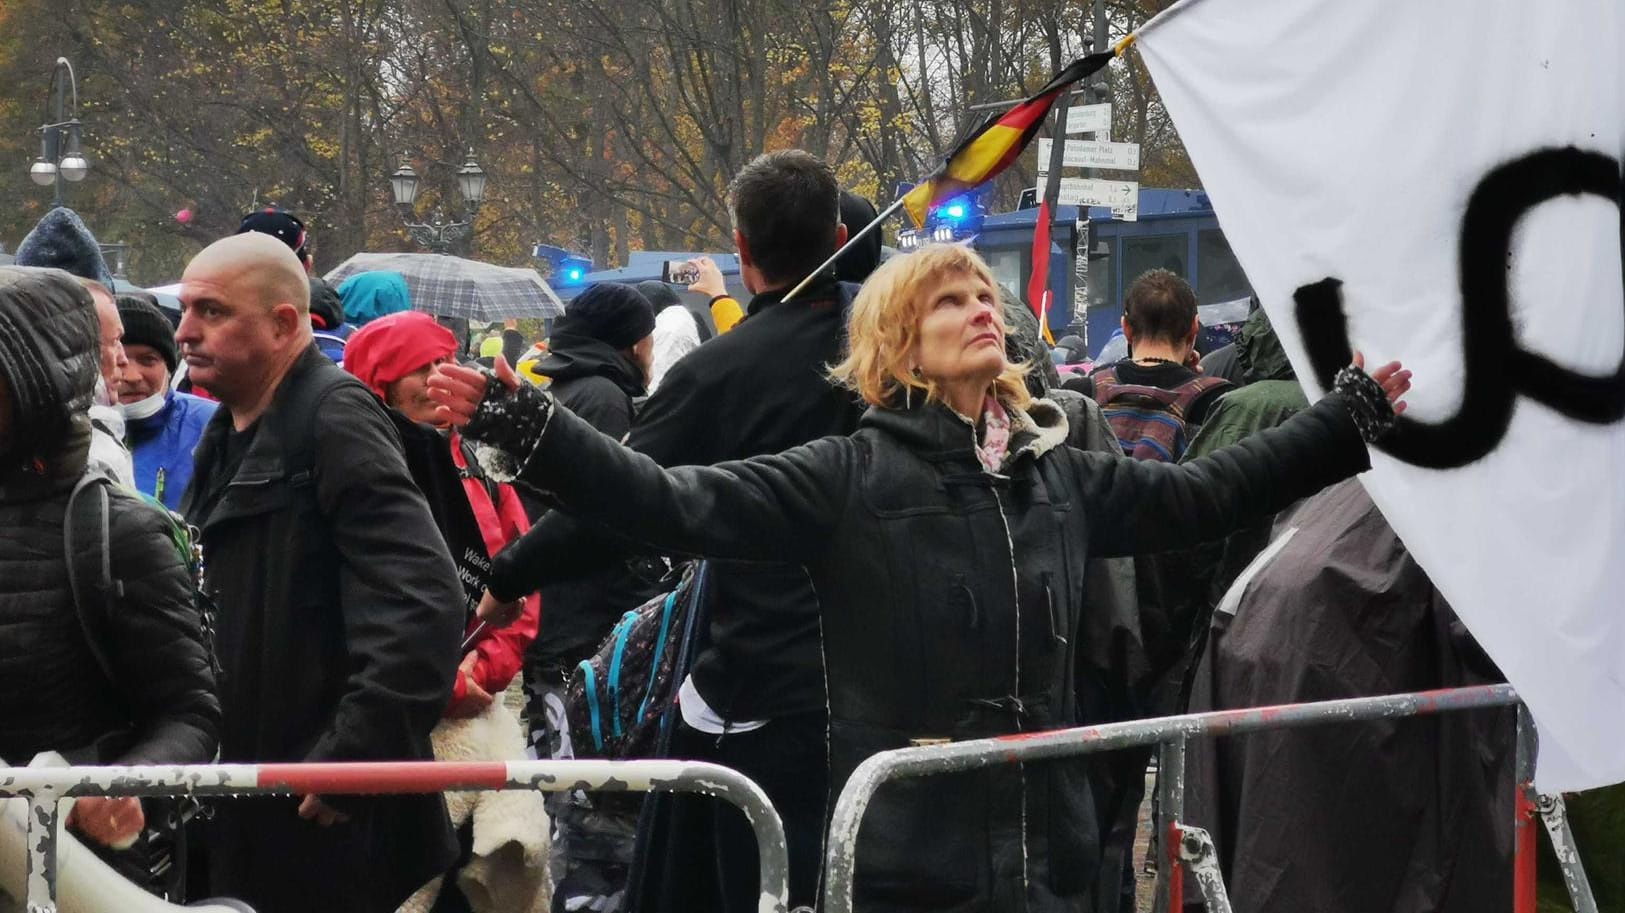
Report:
183,345,328,524
533,334,646,398
744,273,842,318
859,397,1069,471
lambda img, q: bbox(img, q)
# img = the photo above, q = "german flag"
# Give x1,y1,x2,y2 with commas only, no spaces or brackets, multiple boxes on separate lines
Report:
903,49,1121,229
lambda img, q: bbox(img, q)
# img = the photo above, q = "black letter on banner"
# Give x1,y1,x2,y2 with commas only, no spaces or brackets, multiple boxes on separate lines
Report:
1295,146,1625,469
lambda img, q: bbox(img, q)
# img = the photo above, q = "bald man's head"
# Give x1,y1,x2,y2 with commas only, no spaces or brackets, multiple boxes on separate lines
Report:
177,232,315,417
185,232,310,316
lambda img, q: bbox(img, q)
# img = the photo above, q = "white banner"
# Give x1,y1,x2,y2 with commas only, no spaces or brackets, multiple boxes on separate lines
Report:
1137,0,1625,791
1037,137,1141,171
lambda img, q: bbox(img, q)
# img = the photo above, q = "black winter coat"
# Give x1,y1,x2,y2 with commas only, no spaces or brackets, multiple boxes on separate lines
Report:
181,345,464,913
527,334,653,668
0,266,218,768
502,390,1367,911
0,453,222,768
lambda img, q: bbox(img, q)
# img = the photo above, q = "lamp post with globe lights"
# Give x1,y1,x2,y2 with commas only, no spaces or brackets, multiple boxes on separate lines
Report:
30,58,89,207
389,149,487,254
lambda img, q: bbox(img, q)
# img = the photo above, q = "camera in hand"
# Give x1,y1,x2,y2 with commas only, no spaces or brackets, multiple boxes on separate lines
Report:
662,260,699,285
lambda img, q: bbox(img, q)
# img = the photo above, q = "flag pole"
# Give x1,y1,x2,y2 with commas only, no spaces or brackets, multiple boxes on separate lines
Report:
780,194,910,304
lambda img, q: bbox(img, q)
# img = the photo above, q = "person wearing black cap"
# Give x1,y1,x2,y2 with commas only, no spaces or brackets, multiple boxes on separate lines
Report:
513,281,656,911
116,294,218,510
237,207,314,274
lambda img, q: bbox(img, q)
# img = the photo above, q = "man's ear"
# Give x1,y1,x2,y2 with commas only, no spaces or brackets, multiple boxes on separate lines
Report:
271,302,305,339
1186,315,1202,347
835,222,849,248
734,229,751,269
1119,315,1132,344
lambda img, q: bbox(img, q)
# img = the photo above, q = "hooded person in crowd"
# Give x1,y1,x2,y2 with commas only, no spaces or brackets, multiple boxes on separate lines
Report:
530,282,654,442
635,279,701,393
116,294,218,510
13,206,135,487
343,310,545,913
1181,479,1512,913
176,233,464,913
338,270,413,327
435,241,1411,912
0,266,219,855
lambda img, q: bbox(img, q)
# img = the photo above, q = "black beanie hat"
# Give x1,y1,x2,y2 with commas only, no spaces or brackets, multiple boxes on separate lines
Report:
556,282,656,350
117,294,178,374
634,279,684,314
14,207,114,288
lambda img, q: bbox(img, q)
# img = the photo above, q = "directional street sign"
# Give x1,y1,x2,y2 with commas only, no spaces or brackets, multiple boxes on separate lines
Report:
1063,103,1112,135
1036,138,1141,172
1053,177,1139,221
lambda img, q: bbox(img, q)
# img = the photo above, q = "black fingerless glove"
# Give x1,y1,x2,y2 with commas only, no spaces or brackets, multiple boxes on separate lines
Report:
1332,364,1397,443
461,371,554,481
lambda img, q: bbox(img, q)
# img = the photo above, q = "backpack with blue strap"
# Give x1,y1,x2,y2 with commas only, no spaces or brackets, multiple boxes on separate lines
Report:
566,562,710,759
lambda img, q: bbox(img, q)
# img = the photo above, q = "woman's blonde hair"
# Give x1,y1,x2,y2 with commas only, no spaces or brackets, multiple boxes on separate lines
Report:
830,243,1031,410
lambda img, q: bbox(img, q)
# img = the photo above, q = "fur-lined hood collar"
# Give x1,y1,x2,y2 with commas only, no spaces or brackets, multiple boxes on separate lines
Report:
860,396,1070,467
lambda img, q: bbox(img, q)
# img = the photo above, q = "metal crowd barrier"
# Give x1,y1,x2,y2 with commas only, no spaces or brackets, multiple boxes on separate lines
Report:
0,758,789,913
822,684,1600,913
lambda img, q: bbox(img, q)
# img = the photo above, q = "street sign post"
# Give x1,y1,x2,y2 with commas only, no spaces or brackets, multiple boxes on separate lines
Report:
1036,138,1141,172
1063,103,1112,135
1053,177,1139,221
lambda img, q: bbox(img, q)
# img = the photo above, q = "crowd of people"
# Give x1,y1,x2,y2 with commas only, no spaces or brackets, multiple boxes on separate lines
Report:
11,141,1578,913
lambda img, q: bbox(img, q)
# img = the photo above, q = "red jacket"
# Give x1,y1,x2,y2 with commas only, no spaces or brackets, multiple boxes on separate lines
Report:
450,434,540,702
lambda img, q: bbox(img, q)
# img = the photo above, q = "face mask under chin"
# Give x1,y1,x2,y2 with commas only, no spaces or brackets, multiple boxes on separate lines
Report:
119,389,168,422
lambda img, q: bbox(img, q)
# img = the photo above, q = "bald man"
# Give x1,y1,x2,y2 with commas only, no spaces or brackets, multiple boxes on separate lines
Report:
177,234,463,913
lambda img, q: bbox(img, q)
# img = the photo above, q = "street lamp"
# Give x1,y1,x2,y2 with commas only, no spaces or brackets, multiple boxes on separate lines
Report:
30,58,88,206
389,148,486,254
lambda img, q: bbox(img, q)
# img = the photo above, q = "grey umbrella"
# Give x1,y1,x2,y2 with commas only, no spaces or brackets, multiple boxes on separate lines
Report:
324,252,564,320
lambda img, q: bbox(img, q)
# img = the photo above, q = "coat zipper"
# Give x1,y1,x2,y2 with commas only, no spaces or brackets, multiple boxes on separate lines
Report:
972,407,1032,900
989,482,1030,900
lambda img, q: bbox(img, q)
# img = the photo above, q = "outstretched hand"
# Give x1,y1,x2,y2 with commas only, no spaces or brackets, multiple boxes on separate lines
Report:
429,355,520,428
1352,351,1412,415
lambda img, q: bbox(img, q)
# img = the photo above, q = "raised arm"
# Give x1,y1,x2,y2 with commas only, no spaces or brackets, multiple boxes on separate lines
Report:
433,360,851,571
1077,395,1370,557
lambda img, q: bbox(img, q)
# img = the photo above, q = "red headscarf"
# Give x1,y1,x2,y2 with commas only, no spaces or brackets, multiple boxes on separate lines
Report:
343,310,457,398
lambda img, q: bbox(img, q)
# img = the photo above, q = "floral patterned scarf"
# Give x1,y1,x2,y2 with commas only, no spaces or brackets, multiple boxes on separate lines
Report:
975,394,1012,474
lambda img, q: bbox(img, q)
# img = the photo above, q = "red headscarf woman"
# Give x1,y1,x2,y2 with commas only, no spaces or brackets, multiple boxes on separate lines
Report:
345,310,540,717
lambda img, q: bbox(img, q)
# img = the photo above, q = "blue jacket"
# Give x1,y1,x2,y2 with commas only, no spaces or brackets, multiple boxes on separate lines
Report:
127,392,218,510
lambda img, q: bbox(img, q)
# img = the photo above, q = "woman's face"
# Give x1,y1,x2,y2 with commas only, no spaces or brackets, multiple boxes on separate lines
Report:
913,270,1007,391
387,358,448,426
